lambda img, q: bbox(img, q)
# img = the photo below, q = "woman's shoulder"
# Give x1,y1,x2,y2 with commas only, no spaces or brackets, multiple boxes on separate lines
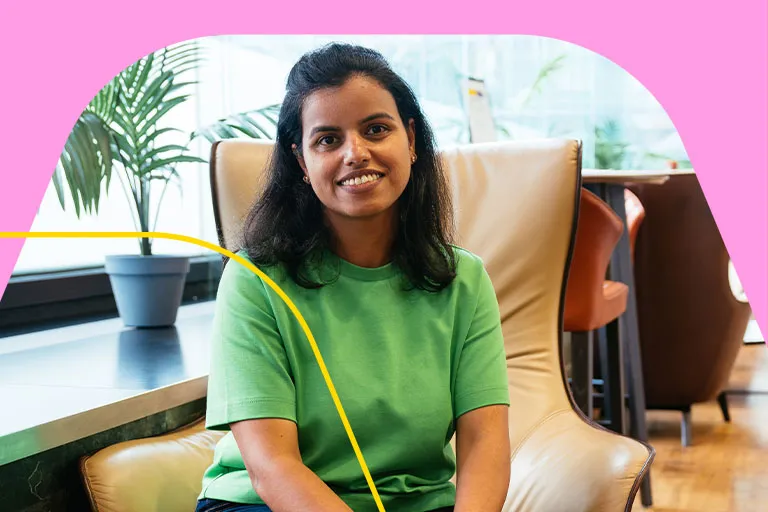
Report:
218,250,288,294
446,244,495,290
449,244,487,274
221,249,264,278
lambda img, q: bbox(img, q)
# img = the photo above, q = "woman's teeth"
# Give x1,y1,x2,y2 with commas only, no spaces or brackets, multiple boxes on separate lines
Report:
340,173,382,186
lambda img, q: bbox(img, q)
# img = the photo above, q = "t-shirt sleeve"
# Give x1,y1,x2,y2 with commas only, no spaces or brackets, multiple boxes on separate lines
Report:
453,262,510,419
205,257,296,431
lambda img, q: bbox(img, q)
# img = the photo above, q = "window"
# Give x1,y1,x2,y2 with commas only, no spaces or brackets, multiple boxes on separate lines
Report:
2,35,688,332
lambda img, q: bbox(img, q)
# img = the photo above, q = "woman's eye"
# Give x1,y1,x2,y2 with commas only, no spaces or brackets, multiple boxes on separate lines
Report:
318,135,337,146
367,124,389,136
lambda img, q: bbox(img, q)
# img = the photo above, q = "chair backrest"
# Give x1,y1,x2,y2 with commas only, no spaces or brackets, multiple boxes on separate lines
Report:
628,174,752,407
624,189,646,260
210,139,275,253
210,138,583,445
563,187,624,332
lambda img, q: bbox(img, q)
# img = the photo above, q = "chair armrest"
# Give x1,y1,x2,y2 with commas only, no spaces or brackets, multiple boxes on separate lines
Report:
503,410,653,512
80,418,227,512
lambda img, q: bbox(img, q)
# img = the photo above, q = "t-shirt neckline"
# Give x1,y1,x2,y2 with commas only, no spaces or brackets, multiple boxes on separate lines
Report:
331,252,398,282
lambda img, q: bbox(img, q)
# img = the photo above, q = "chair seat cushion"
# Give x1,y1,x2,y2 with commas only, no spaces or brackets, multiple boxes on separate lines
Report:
565,280,628,332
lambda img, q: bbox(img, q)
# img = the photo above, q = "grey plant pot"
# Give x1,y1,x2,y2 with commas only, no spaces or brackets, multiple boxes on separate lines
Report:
104,255,191,328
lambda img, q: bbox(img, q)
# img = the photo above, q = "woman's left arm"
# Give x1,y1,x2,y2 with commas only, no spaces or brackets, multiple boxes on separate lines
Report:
454,404,511,512
451,259,511,511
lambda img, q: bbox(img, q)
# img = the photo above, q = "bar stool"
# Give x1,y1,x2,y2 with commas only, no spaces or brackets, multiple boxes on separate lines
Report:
625,189,646,261
589,190,647,433
564,187,628,433
590,189,646,429
596,189,646,428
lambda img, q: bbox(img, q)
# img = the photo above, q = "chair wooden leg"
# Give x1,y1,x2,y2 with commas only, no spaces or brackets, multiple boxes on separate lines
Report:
571,331,594,419
717,391,731,422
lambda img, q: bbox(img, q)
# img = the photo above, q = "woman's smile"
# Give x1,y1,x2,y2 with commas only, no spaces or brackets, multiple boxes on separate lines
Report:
337,169,386,193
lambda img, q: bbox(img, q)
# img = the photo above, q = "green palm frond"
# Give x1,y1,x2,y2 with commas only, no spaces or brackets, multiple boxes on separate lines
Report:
54,40,206,255
191,104,281,144
53,110,114,216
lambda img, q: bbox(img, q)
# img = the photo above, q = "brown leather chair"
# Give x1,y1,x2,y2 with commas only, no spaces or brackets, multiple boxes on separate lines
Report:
628,173,752,446
79,139,654,512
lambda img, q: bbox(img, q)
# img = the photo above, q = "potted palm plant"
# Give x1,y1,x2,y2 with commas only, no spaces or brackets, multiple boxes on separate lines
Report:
594,119,630,169
53,41,206,328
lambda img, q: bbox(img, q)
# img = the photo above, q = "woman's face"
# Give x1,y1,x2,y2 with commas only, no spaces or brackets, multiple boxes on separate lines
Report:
295,75,416,223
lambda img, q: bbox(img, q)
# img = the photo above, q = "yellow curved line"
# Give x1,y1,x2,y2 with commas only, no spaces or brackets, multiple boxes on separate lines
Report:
0,230,385,512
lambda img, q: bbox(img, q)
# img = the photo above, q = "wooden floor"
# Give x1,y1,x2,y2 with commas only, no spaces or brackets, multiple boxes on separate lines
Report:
632,343,768,512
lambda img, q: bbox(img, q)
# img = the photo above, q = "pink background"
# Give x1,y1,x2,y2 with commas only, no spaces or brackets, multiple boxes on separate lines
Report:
0,0,766,334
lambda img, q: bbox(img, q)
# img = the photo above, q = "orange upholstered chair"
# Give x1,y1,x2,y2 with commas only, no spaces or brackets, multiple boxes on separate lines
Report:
624,189,645,261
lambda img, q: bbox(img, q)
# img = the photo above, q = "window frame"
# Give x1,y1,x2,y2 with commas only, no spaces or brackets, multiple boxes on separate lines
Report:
0,254,223,337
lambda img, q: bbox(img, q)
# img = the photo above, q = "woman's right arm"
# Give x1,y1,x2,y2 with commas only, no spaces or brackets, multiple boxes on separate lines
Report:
230,418,353,512
206,259,352,511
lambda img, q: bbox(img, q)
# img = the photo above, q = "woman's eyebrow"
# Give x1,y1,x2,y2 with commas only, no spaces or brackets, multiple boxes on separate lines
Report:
359,112,395,124
308,113,396,137
309,125,339,137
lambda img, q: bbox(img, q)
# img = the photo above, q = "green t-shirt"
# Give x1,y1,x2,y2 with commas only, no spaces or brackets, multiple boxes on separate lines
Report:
199,246,509,511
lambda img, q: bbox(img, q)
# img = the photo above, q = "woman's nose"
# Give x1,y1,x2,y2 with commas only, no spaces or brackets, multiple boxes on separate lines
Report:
343,133,371,166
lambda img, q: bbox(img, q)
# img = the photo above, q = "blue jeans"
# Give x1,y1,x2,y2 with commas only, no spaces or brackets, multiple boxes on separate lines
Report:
196,499,453,512
196,498,271,511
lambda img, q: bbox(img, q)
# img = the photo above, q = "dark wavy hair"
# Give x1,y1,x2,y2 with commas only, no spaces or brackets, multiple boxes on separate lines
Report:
241,42,456,292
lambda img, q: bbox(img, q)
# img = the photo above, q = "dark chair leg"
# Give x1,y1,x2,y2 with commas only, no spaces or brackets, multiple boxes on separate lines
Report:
593,325,605,381
571,331,594,419
717,391,731,422
681,407,692,447
599,318,626,434
602,184,652,507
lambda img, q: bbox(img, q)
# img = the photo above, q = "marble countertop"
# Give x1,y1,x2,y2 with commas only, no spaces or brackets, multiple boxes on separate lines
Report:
0,301,216,467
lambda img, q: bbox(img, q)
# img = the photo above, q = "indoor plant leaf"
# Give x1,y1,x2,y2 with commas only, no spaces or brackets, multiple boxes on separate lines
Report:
190,104,281,143
138,155,207,177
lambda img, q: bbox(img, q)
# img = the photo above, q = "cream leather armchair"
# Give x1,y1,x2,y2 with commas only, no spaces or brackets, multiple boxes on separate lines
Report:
80,138,654,512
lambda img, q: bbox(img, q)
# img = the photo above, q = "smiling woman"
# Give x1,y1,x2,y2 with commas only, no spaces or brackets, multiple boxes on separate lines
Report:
197,43,511,512
240,43,457,293
293,77,416,267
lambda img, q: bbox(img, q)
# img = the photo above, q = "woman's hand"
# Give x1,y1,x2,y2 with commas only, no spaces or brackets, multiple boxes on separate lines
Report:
230,418,354,512
454,404,511,512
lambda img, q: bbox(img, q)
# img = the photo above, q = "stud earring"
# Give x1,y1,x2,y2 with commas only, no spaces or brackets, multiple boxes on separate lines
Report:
303,176,310,184
411,154,417,164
